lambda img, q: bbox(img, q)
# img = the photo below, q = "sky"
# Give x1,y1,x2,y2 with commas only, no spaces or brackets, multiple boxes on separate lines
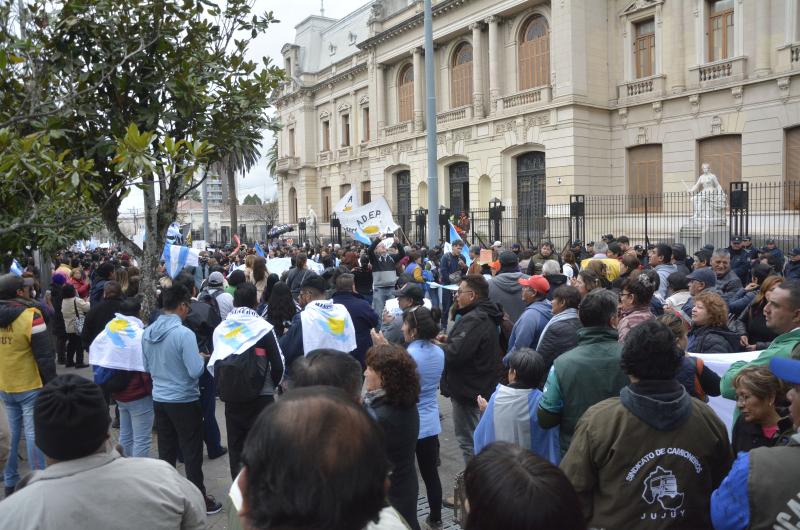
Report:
120,0,366,213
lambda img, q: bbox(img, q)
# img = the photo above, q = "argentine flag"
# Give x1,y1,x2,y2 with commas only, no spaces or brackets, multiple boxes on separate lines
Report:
353,227,371,245
162,243,200,279
9,259,23,276
448,222,472,266
254,241,266,258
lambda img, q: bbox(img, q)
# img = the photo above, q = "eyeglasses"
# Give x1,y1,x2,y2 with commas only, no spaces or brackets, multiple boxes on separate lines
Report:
456,289,474,296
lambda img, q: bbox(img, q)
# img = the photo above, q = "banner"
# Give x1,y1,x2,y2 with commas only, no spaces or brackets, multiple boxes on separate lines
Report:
162,244,200,278
336,197,399,236
693,350,761,434
267,257,293,277
192,240,207,251
333,188,358,213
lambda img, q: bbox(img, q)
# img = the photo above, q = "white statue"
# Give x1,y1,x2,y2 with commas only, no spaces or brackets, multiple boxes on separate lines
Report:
688,163,727,225
307,207,318,230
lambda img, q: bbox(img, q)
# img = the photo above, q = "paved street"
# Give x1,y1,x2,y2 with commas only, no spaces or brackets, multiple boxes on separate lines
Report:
10,365,466,529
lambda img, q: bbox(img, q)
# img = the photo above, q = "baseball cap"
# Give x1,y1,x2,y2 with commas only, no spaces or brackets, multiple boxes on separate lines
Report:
742,235,752,242
499,251,519,267
766,238,776,244
492,241,502,248
602,234,614,242
790,247,800,256
571,240,582,246
770,357,800,385
634,244,644,251
518,275,550,294
511,243,521,250
686,268,716,287
394,283,424,303
730,236,742,243
587,241,595,246
208,271,225,287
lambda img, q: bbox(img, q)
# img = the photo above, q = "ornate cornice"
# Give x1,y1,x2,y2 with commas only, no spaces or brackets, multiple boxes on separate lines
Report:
357,0,471,50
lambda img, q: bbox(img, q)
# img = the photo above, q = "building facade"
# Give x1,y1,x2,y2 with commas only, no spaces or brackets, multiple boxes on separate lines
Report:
274,0,800,241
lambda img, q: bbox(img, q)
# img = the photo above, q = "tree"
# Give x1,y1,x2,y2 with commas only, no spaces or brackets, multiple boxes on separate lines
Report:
243,193,262,205
266,134,279,180
6,0,283,317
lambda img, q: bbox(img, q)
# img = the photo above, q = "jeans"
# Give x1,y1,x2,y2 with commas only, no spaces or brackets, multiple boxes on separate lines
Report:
117,395,154,458
199,369,224,457
65,332,84,365
416,435,442,522
441,289,454,328
1,390,45,487
451,398,481,466
427,287,440,309
224,396,273,479
372,286,394,318
154,400,206,495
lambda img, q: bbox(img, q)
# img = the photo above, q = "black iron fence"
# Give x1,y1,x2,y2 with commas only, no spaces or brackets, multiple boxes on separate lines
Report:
422,181,800,254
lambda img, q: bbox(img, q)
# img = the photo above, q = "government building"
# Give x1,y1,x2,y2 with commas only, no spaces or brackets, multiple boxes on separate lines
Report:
273,0,800,244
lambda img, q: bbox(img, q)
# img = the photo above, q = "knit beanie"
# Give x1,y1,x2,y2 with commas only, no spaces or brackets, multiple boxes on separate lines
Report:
34,374,110,461
51,273,67,286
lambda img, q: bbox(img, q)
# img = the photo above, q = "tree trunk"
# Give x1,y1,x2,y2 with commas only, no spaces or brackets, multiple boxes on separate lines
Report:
226,163,238,243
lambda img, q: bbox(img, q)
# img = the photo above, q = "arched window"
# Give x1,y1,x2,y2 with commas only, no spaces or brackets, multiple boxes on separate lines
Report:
519,15,550,90
398,64,414,123
451,42,473,108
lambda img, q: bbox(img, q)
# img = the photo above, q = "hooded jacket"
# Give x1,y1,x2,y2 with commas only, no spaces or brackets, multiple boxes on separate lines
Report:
487,271,527,323
687,325,741,353
0,300,56,393
440,298,504,405
141,314,204,403
507,299,552,353
89,278,110,305
331,291,380,367
561,380,733,530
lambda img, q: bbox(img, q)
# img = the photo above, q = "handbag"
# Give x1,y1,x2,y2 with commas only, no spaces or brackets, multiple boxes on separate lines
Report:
73,299,85,334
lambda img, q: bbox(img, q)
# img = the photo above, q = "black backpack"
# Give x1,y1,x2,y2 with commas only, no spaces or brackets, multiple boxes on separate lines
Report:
197,288,223,320
215,346,268,403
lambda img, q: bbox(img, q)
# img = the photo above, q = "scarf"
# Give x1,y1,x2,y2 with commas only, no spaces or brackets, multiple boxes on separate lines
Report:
536,308,578,350
208,307,274,376
300,300,357,354
88,314,146,372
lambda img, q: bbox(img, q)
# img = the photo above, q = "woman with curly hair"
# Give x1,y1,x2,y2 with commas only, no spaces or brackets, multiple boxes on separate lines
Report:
616,271,656,343
688,291,741,353
364,343,421,530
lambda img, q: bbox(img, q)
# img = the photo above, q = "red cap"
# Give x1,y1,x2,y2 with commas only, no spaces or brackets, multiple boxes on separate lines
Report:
518,275,550,294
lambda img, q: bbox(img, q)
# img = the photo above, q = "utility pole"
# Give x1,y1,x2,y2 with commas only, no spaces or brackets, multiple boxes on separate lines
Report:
424,0,439,249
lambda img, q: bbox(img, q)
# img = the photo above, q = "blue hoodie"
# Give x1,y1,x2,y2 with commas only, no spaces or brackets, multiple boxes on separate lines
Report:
142,313,204,403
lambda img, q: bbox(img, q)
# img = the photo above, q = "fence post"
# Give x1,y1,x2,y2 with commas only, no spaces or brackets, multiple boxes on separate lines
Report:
569,195,585,247
438,206,451,243
415,208,427,246
489,197,504,244
729,181,749,239
644,197,649,247
329,213,342,245
298,217,307,243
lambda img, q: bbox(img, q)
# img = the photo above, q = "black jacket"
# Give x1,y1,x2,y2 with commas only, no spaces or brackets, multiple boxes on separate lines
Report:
440,298,504,404
545,274,568,300
50,283,66,337
731,414,793,454
151,300,221,355
331,291,379,367
81,296,126,348
688,325,741,353
366,393,419,530
89,278,110,305
536,315,581,387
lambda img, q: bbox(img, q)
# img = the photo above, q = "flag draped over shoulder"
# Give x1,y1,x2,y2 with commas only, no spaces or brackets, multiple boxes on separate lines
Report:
162,244,200,278
208,308,275,376
88,314,146,372
473,384,560,465
300,300,357,354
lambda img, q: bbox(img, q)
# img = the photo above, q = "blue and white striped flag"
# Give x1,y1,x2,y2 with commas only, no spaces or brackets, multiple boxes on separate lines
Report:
9,259,23,276
254,241,266,258
162,244,200,279
448,222,472,266
353,227,371,245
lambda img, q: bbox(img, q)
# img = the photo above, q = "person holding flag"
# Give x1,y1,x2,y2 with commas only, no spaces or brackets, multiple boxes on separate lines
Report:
367,233,405,318
440,228,470,328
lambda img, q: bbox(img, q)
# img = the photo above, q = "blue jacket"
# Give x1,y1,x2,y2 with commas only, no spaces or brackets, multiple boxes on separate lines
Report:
141,314,204,403
785,260,800,280
440,252,466,285
710,451,750,530
331,291,379,367
507,299,552,353
279,312,303,374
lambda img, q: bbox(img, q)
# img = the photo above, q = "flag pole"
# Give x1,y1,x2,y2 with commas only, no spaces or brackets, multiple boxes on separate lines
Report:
424,0,439,249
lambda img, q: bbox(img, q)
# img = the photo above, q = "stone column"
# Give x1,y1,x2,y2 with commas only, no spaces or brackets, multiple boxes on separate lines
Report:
412,47,424,131
755,0,771,77
470,22,485,118
486,16,501,113
669,1,685,93
376,64,386,137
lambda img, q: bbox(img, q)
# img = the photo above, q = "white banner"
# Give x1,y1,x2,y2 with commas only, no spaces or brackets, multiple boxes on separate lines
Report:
333,188,358,213
336,197,399,236
693,350,761,435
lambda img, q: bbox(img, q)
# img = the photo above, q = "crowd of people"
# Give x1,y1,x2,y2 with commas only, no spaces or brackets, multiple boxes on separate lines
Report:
0,230,798,530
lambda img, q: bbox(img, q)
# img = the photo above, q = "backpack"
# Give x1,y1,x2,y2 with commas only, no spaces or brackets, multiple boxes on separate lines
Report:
93,366,132,394
498,311,515,356
197,288,223,320
214,346,268,403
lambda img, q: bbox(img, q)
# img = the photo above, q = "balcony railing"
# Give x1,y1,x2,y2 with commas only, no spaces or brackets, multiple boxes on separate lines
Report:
383,121,412,137
276,156,299,172
318,151,332,163
497,86,552,111
689,56,746,87
436,106,472,126
617,74,665,103
337,146,353,159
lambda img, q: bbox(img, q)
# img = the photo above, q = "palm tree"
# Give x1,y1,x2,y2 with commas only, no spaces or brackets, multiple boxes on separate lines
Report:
267,135,278,179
